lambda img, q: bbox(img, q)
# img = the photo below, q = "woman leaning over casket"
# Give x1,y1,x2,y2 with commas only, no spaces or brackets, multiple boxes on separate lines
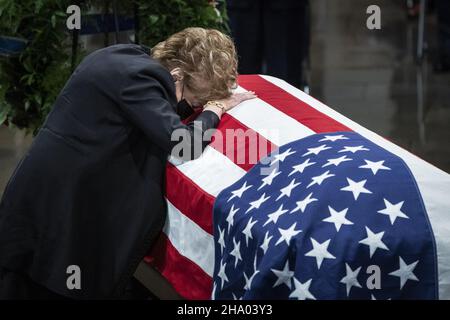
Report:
0,27,256,299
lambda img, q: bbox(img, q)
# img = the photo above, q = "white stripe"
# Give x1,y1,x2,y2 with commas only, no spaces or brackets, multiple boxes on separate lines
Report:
262,74,450,299
171,146,246,197
230,86,315,146
163,199,215,277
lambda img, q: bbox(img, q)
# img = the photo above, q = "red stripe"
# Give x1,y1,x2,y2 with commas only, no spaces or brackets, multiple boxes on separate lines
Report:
165,163,215,234
238,75,352,133
145,233,212,300
211,113,277,171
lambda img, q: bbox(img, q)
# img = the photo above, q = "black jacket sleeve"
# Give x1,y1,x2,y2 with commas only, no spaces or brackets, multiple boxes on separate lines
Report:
119,63,220,161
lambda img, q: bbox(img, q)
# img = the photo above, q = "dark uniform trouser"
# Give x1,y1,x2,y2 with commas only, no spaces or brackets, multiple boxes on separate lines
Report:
227,0,309,89
436,0,450,61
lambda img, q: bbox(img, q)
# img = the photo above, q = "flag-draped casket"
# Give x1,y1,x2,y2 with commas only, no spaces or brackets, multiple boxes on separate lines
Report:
145,75,450,300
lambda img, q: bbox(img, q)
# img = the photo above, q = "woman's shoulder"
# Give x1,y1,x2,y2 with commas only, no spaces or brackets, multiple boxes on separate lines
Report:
93,43,146,57
83,44,150,68
103,45,170,77
76,43,172,86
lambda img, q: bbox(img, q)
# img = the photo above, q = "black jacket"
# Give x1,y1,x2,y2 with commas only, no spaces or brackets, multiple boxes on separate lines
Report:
0,44,220,299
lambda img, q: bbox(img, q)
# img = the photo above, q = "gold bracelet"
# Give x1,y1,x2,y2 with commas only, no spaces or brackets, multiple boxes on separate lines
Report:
204,100,226,112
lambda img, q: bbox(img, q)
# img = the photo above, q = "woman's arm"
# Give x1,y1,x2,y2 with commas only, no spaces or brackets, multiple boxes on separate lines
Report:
119,64,255,160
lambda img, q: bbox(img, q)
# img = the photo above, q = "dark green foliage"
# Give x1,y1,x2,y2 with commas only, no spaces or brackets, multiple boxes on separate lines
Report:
0,0,228,134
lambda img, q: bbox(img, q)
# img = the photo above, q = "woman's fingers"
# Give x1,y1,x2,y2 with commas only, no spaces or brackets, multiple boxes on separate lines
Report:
218,91,258,112
237,91,257,103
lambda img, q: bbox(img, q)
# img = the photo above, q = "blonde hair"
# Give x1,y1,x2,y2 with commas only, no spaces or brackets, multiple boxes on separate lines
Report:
151,27,238,104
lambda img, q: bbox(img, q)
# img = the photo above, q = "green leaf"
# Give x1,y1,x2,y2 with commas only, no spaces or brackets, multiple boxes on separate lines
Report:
26,74,34,85
55,11,66,17
34,0,44,14
149,14,159,25
22,58,33,73
34,94,43,106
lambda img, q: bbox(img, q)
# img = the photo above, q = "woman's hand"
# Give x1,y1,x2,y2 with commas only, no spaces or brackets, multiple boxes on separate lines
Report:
219,91,257,112
202,91,257,118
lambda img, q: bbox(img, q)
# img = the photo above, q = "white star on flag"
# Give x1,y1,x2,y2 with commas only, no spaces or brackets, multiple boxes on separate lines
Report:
288,158,316,176
271,261,295,289
245,193,270,214
359,159,391,175
232,293,242,300
338,145,370,153
242,216,258,246
305,238,336,269
389,257,419,289
230,237,242,267
257,168,281,190
218,226,226,254
275,222,302,246
340,178,372,200
244,257,260,290
307,170,335,188
302,144,331,157
263,204,289,227
322,155,352,168
319,134,349,142
289,278,316,300
377,198,409,225
270,148,296,165
322,206,353,231
291,192,318,213
228,181,252,202
218,260,228,289
358,226,389,258
226,204,239,233
260,231,273,254
340,263,362,296
244,269,260,291
276,178,301,201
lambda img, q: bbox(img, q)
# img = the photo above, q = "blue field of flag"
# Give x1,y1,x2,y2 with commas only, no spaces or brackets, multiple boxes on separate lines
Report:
212,131,437,300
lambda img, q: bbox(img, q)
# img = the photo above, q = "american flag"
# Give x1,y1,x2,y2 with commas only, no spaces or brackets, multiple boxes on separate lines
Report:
145,75,450,300
212,131,436,299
